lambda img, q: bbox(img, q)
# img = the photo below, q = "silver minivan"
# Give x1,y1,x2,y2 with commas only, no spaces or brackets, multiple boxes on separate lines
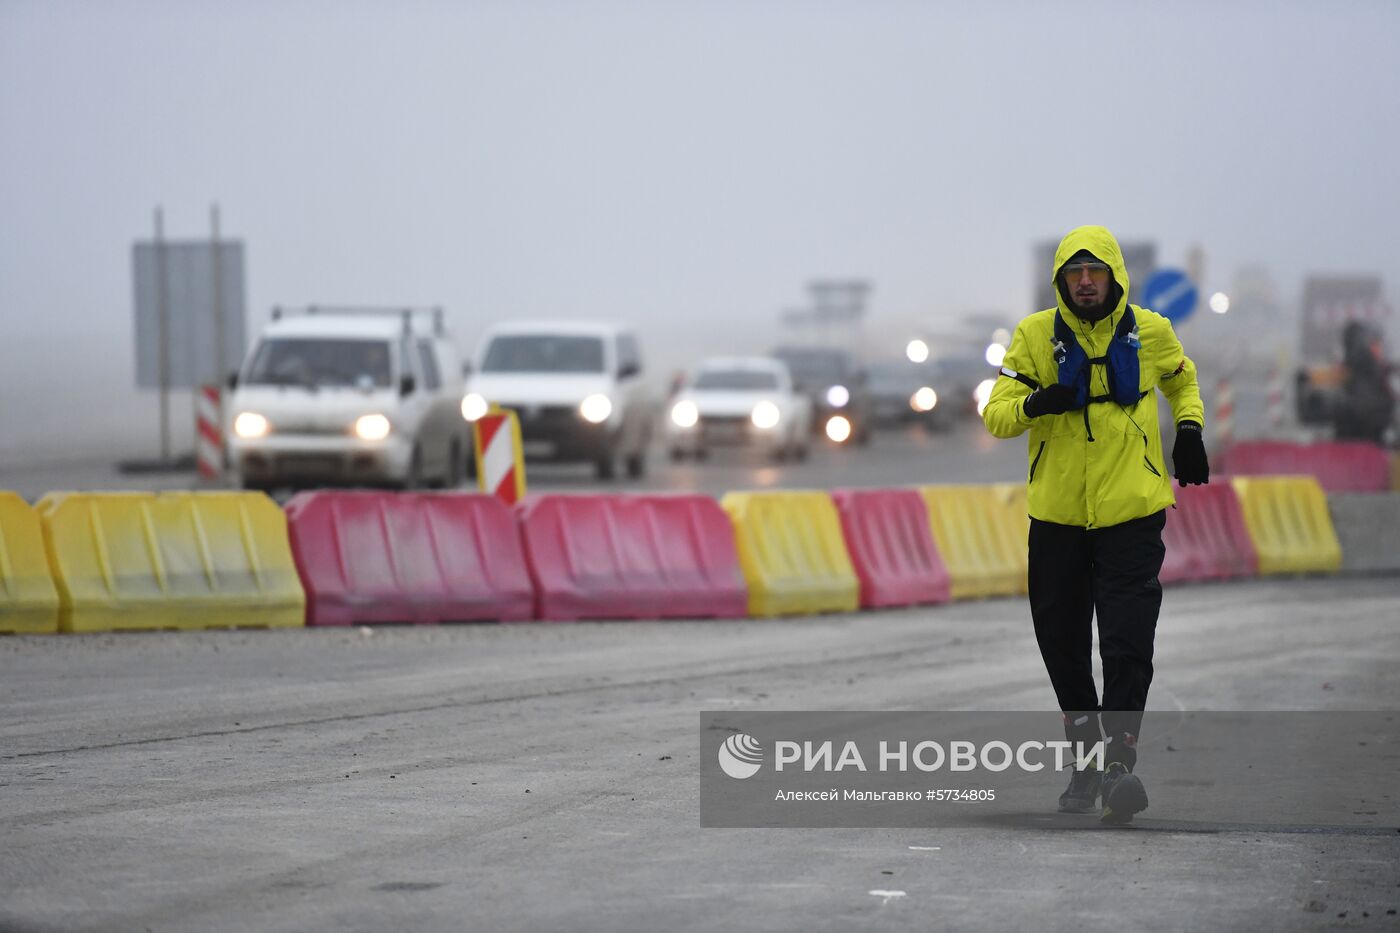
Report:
226,307,469,490
460,321,652,480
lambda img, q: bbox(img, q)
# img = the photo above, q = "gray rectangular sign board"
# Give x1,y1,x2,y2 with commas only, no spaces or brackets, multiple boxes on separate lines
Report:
132,241,247,389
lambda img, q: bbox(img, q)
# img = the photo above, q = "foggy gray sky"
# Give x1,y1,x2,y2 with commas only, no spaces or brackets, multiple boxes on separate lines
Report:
1,0,1397,463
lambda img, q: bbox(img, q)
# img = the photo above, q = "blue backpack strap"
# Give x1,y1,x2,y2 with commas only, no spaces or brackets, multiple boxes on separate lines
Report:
1105,305,1145,405
1052,310,1090,408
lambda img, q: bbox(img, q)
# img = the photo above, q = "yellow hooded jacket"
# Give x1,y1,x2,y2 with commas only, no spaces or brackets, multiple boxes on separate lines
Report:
983,225,1204,528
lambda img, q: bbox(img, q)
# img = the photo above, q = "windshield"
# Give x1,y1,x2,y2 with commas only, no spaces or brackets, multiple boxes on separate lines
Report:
481,335,606,374
693,370,779,391
772,349,851,386
867,368,922,392
244,338,393,388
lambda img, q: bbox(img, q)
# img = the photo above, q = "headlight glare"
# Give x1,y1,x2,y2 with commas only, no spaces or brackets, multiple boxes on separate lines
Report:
461,393,489,422
825,384,850,408
233,412,269,439
825,415,852,443
912,387,938,412
354,413,391,441
580,393,613,424
751,401,781,430
671,400,699,428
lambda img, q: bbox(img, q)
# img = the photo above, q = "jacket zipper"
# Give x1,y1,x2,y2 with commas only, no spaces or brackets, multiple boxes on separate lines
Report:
1029,441,1046,483
1143,456,1161,477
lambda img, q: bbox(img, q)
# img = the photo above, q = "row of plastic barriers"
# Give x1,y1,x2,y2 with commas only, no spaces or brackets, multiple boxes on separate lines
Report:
0,475,1362,633
1219,440,1398,493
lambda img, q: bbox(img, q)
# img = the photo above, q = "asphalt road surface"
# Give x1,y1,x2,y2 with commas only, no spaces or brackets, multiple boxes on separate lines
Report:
3,575,1399,932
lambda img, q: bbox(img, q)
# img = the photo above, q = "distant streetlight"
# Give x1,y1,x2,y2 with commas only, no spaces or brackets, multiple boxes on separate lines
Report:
992,327,1011,346
906,339,930,363
985,343,1006,368
1209,292,1230,314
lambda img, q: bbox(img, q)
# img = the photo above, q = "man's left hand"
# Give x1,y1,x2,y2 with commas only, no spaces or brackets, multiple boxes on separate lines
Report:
1172,422,1210,487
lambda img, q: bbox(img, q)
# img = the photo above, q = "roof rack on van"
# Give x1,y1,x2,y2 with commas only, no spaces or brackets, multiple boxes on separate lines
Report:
270,305,446,336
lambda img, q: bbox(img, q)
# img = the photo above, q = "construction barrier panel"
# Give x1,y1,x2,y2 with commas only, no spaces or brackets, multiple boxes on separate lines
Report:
285,491,534,625
919,485,1027,599
831,488,951,608
0,492,60,634
521,494,747,620
1221,441,1391,493
1159,483,1258,584
1327,493,1400,576
721,491,859,617
38,492,304,632
1230,477,1343,576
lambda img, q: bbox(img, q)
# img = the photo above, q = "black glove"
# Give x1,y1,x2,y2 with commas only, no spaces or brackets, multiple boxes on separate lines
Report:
1022,383,1078,418
1172,421,1210,486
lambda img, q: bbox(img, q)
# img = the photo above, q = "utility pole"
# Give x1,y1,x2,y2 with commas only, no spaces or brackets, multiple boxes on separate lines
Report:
154,207,171,464
211,203,225,386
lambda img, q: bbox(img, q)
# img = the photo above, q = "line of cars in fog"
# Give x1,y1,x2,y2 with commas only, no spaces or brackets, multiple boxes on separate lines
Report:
223,308,981,490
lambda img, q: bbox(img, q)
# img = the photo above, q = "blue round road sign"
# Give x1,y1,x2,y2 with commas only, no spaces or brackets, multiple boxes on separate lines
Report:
1142,268,1198,324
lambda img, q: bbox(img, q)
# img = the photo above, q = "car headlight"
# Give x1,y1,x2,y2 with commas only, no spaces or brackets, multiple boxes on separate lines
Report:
825,384,850,408
671,400,699,428
461,393,489,422
911,387,938,412
825,414,852,443
233,412,270,439
354,413,391,441
974,378,995,416
580,393,613,424
751,400,781,430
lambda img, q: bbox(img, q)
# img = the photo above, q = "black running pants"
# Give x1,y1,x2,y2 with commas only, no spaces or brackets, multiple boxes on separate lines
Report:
1028,509,1166,770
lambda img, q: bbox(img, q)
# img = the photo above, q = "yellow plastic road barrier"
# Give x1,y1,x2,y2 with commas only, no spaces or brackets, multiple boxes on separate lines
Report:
920,484,1028,599
0,492,60,634
722,491,859,617
1230,476,1342,576
992,483,1031,593
38,492,305,632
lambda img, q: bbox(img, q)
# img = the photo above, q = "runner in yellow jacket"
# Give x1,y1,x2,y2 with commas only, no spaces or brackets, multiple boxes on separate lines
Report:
983,224,1209,824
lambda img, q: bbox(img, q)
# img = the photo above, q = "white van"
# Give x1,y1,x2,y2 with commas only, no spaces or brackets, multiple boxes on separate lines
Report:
226,307,469,490
460,321,652,480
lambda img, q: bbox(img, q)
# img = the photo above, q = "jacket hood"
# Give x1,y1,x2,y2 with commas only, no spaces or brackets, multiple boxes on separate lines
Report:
1052,225,1129,324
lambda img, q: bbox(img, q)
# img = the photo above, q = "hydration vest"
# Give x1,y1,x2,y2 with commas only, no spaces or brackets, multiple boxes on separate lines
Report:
1051,305,1147,409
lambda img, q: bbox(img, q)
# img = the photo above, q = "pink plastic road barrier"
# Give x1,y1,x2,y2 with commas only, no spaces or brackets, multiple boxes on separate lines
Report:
831,488,951,608
285,491,534,625
1220,441,1390,493
1160,483,1258,584
519,494,747,621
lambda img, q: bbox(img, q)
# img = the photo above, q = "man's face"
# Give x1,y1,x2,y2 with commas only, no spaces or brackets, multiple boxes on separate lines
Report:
1061,259,1113,310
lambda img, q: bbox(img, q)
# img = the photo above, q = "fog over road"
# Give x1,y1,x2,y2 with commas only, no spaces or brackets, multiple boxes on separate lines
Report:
0,420,1025,502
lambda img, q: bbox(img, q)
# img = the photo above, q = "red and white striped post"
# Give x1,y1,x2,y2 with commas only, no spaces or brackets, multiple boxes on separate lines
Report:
1215,377,1234,447
472,406,526,504
1265,364,1285,433
195,384,223,480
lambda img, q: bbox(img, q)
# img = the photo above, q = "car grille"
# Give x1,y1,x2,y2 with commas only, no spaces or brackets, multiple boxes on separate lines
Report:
508,405,580,429
699,414,751,443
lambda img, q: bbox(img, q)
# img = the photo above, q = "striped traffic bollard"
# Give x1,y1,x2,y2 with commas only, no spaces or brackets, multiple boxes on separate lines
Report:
1265,365,1285,432
195,384,223,480
1215,377,1234,447
473,405,526,504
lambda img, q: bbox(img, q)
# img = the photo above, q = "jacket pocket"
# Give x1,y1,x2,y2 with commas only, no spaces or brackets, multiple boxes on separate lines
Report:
1143,455,1162,477
1029,440,1047,483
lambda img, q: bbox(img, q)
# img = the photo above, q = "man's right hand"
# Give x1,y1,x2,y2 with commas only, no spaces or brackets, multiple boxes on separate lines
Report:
1022,384,1078,418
